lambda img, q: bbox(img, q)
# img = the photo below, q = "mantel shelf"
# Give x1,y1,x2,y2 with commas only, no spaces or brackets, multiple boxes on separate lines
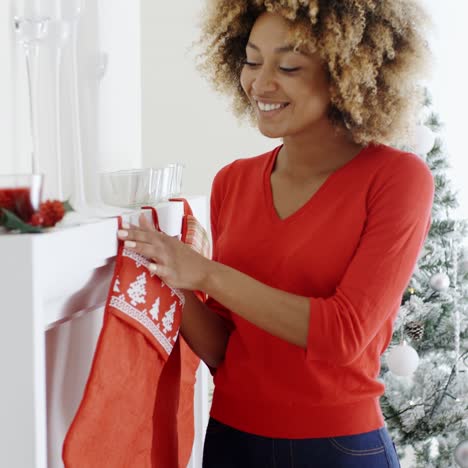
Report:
0,195,210,468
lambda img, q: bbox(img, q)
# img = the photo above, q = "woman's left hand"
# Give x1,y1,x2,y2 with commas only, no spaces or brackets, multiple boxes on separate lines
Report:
117,213,211,291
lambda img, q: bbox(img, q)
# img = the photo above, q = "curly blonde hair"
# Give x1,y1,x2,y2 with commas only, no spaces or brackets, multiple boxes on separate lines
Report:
195,0,432,146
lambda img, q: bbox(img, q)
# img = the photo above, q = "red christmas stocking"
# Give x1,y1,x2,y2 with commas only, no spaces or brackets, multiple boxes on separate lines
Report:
62,198,210,468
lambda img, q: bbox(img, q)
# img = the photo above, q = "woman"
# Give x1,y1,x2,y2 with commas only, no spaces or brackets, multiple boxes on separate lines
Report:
118,1,434,466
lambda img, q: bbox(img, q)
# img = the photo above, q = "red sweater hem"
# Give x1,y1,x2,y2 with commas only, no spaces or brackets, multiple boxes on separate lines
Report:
210,392,385,439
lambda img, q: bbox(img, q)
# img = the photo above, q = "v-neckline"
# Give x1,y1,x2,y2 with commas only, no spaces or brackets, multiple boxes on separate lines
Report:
263,144,372,224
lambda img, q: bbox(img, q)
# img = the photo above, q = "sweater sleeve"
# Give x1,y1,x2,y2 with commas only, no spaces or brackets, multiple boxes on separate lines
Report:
205,164,234,324
306,153,435,366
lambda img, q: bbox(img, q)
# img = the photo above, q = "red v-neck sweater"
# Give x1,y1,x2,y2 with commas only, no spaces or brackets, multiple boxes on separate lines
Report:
206,143,434,438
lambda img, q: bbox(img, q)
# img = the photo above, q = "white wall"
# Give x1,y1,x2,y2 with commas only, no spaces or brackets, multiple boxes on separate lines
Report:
422,0,468,223
97,0,142,173
140,0,278,200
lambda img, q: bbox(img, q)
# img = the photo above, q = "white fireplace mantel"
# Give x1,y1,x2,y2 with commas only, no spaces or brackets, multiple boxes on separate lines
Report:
0,195,210,468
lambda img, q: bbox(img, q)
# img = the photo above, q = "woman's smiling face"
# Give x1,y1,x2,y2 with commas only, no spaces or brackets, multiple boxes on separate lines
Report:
240,12,332,139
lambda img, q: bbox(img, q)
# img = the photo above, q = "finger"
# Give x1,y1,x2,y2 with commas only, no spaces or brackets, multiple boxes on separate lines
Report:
119,228,158,246
124,239,162,261
148,262,168,277
138,213,156,231
121,220,139,230
118,221,161,242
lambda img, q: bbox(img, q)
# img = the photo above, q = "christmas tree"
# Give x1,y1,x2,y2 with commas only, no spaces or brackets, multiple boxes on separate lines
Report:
380,93,468,468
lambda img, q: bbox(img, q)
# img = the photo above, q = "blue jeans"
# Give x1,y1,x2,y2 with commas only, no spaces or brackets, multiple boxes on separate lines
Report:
202,417,401,468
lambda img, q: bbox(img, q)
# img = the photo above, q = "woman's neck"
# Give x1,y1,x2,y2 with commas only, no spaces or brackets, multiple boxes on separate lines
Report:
278,122,365,181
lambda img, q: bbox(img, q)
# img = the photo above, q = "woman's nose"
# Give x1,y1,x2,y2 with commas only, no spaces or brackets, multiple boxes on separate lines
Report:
251,68,277,94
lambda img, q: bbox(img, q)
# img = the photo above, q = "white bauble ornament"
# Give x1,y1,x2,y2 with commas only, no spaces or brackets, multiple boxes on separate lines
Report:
454,440,468,468
462,248,468,274
430,272,450,291
410,125,436,155
462,259,468,275
386,342,419,376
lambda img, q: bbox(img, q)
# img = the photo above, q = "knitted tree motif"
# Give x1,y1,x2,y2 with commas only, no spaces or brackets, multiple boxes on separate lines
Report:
127,272,147,306
149,297,160,322
123,248,146,269
162,302,176,334
113,277,121,293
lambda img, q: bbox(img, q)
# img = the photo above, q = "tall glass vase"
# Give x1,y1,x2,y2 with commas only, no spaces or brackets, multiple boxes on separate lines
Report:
67,1,87,213
45,16,71,201
13,14,50,175
58,0,126,223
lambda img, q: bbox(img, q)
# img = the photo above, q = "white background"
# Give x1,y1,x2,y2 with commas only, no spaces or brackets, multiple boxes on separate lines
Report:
420,0,468,223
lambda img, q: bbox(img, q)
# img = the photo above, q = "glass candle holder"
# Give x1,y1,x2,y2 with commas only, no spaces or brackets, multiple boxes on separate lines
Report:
0,174,44,222
158,165,175,202
148,168,163,204
168,162,185,197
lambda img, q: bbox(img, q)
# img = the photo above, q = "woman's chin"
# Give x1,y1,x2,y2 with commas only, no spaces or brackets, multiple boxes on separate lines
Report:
256,123,286,139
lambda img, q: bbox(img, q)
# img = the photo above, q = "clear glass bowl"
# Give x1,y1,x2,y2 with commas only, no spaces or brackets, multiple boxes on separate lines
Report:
99,169,153,208
0,173,44,222
100,163,185,208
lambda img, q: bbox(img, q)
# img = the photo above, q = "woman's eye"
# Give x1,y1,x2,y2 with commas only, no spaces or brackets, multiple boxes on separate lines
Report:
280,67,301,73
242,61,301,73
243,61,260,67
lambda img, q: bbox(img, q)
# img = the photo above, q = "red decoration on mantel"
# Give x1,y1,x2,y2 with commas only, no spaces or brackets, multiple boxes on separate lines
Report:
0,189,15,211
29,212,45,227
0,187,35,222
38,199,66,227
0,196,72,233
